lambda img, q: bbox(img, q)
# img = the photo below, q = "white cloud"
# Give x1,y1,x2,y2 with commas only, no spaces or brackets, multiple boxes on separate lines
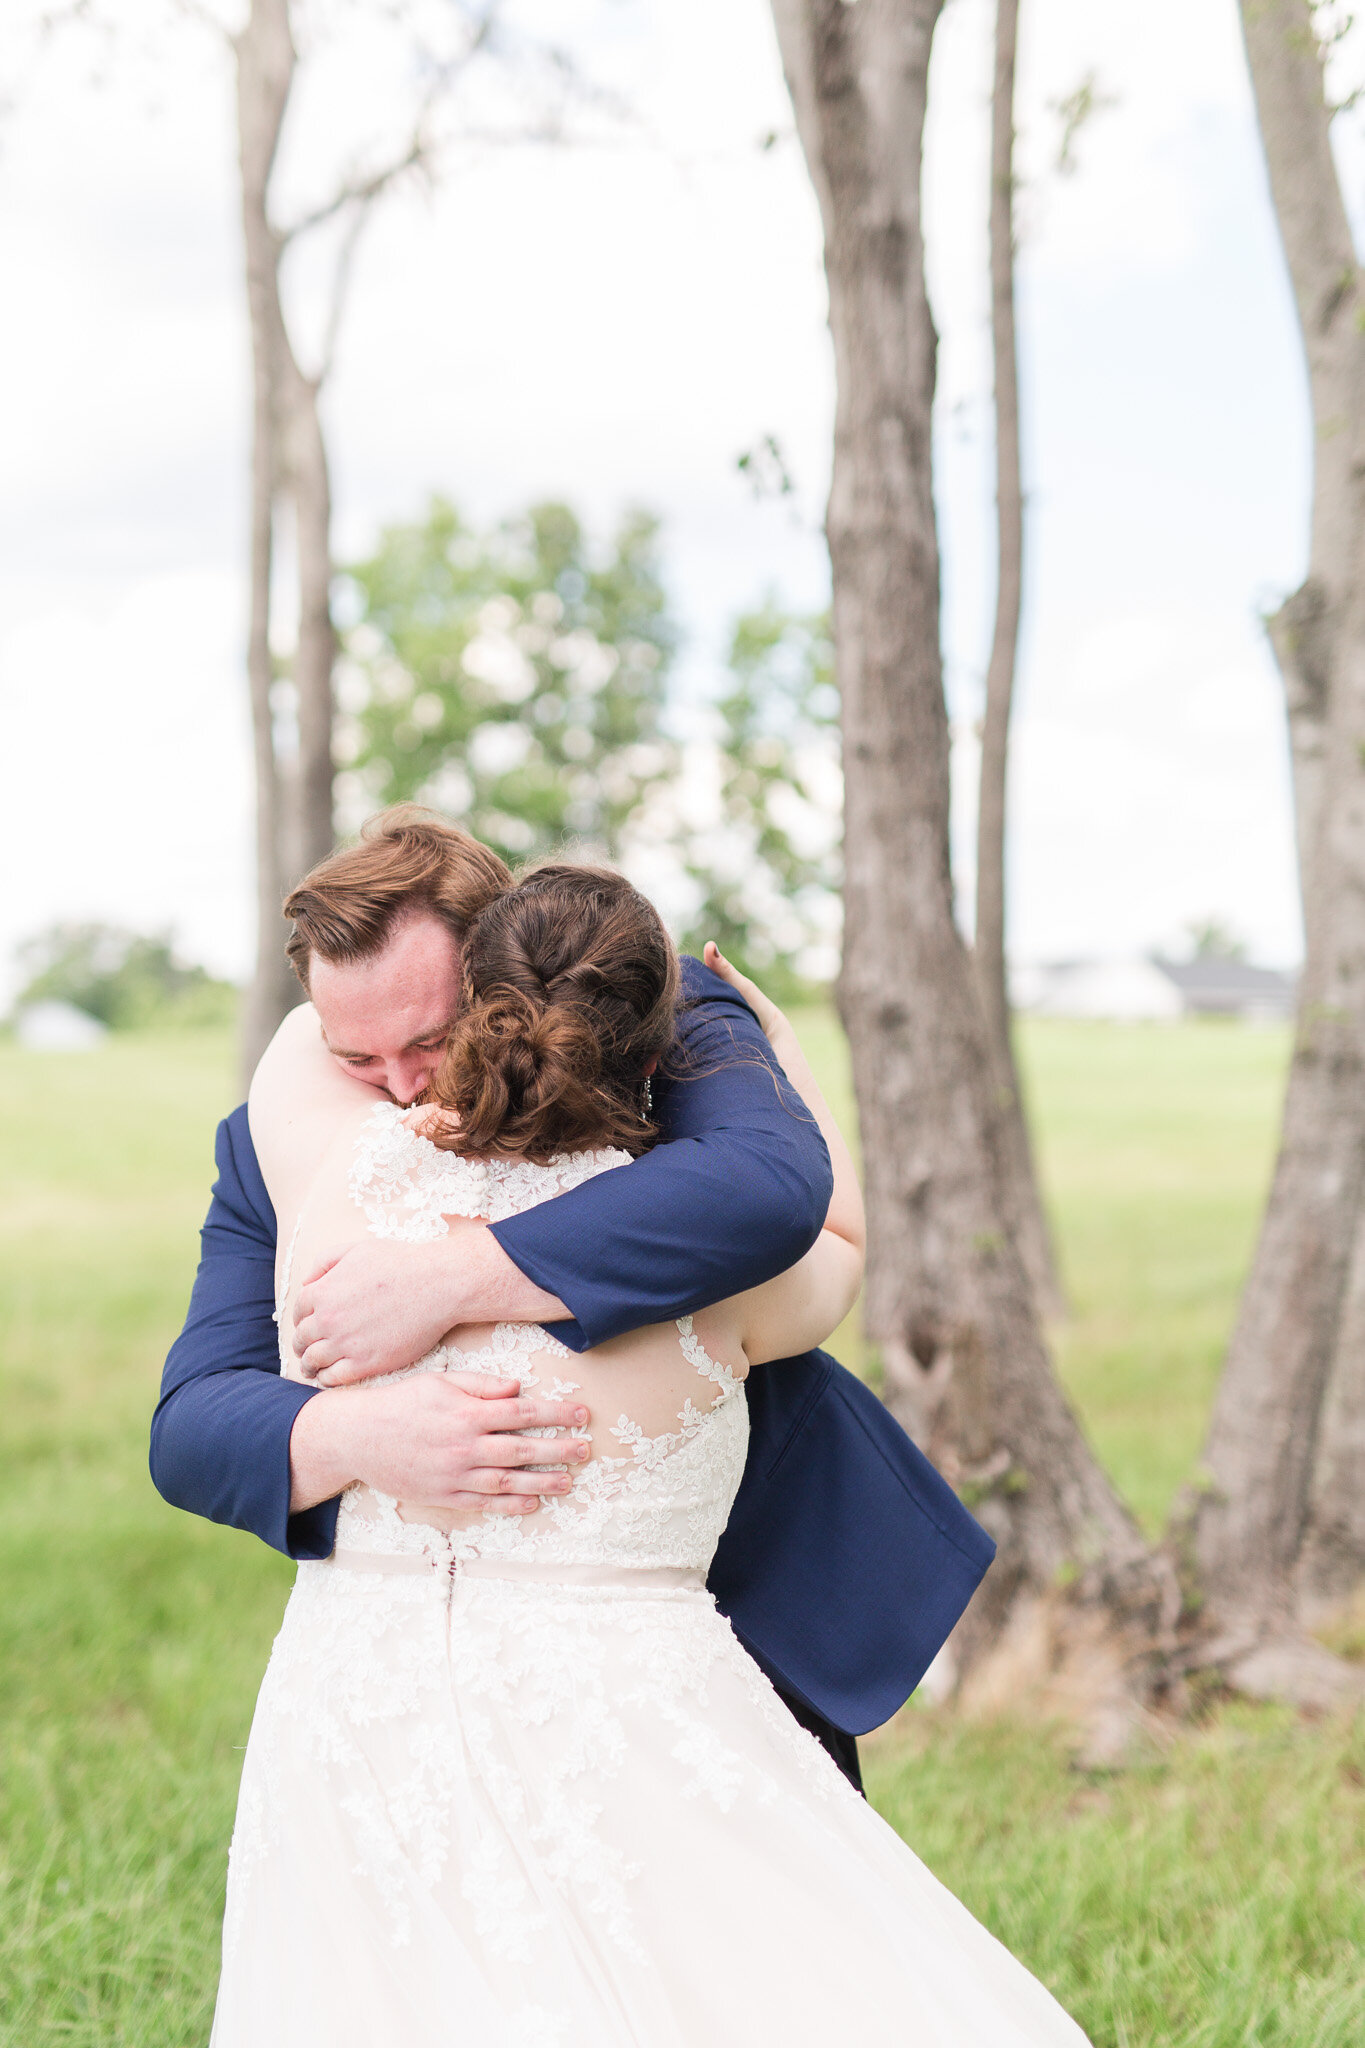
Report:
0,570,252,1005
1009,608,1299,964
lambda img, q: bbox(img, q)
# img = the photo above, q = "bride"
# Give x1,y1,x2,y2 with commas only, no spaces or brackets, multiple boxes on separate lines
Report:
213,862,1090,2047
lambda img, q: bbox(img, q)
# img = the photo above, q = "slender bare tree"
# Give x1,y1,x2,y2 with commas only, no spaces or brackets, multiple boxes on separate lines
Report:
767,0,1176,1746
974,0,1062,1321
17,0,440,1072
236,0,304,1063
234,0,476,1075
227,0,609,1075
1186,0,1365,1702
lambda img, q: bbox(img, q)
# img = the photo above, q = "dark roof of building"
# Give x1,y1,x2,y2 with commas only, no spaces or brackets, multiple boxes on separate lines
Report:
1152,958,1296,1007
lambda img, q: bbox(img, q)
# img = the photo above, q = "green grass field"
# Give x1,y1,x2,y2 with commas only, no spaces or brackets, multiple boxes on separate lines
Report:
1,1018,1362,2046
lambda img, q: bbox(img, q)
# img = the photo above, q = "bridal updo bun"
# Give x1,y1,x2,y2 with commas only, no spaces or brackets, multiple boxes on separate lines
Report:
428,865,680,1163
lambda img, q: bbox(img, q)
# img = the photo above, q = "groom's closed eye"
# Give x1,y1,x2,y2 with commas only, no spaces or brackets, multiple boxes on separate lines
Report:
339,1047,442,1065
329,1035,449,1067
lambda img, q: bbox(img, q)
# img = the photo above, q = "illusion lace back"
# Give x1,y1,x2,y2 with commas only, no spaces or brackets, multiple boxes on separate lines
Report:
213,1105,1092,2048
323,1106,752,1577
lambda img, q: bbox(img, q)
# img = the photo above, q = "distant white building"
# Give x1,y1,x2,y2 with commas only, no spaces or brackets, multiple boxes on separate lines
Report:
14,1001,108,1051
1012,957,1296,1024
1012,959,1183,1022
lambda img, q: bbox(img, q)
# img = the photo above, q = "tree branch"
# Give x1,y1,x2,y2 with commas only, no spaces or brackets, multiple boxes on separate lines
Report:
314,190,377,386
278,133,427,246
173,0,234,40
277,0,504,248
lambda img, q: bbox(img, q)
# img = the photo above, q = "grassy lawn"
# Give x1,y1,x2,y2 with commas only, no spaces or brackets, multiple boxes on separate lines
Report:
0,1036,294,2045
1,1017,1362,2045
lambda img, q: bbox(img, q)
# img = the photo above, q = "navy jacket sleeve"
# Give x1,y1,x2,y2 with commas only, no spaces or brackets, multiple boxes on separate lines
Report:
149,1106,339,1561
489,955,834,1351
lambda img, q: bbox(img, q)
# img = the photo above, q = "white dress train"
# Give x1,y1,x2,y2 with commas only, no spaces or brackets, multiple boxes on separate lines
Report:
211,1105,1090,2048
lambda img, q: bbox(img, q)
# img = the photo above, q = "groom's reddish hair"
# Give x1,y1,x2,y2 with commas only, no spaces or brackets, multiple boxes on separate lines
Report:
283,805,511,989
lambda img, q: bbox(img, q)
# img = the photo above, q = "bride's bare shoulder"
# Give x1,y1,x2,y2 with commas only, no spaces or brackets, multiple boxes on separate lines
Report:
248,1002,378,1205
249,1000,362,1111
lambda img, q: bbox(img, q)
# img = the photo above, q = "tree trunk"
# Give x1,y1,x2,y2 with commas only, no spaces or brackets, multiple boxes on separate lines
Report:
1266,580,1331,934
769,0,1176,1745
234,0,335,1080
1187,1,1365,1699
236,0,299,1079
974,0,1063,1323
281,358,337,877
1286,585,1365,1623
1298,1224,1365,1619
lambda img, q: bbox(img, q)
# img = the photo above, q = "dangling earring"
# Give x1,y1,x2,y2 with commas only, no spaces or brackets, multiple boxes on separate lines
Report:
640,1074,653,1122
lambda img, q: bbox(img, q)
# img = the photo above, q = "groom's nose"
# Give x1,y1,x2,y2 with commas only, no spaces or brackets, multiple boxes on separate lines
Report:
386,1054,438,1106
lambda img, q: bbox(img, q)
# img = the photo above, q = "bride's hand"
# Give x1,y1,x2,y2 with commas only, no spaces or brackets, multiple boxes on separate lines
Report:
702,942,786,1042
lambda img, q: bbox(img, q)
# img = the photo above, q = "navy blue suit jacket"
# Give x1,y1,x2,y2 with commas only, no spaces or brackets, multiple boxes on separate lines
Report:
151,958,993,1736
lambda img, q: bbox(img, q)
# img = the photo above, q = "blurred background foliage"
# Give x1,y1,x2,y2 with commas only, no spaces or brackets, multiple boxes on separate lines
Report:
337,497,677,867
7,504,846,1030
675,603,840,1003
11,924,237,1032
335,496,843,1002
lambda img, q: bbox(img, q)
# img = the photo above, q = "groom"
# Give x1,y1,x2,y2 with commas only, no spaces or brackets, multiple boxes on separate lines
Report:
152,808,994,1791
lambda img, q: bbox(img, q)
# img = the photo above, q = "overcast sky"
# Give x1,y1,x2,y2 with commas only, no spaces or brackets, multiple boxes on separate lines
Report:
0,0,1335,999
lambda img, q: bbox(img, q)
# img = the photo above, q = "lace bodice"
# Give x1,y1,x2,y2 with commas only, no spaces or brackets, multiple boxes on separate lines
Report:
288,1104,749,1576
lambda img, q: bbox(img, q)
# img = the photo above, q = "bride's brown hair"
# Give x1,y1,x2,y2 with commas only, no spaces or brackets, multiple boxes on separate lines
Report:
427,865,680,1163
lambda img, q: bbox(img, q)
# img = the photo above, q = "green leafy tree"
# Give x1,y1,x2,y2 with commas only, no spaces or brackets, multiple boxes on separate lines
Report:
1185,917,1248,963
12,924,236,1030
680,605,842,1001
339,499,677,867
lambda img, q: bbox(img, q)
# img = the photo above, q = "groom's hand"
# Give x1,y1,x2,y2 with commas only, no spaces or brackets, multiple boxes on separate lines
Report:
288,1371,592,1516
292,1224,569,1385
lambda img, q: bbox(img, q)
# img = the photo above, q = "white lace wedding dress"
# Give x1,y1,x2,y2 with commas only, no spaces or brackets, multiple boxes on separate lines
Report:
211,1105,1091,2048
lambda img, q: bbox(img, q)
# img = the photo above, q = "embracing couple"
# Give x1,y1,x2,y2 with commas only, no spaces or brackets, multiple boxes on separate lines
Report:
152,806,1091,2046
